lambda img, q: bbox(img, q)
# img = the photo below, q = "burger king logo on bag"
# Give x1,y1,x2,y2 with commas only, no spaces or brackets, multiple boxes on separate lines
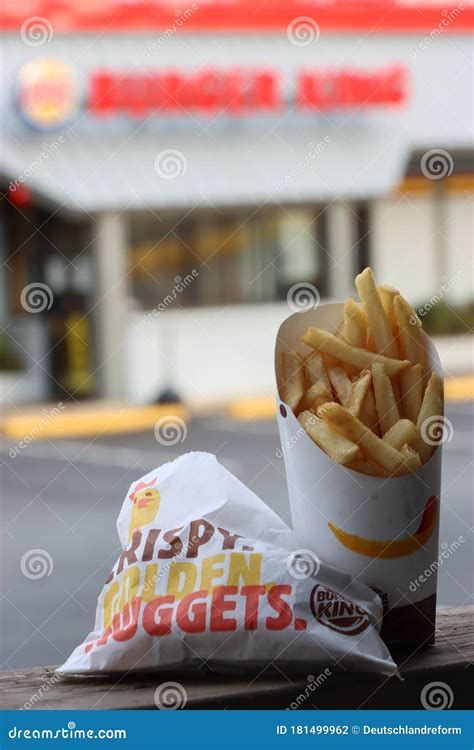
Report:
310,584,371,636
17,58,78,129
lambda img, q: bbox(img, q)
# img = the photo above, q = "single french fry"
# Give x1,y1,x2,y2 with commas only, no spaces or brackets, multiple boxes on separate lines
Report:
343,298,367,349
328,367,352,406
417,373,444,429
383,419,419,450
349,444,420,477
394,445,422,476
298,381,332,413
298,410,361,465
378,284,400,337
347,370,372,418
366,332,377,352
394,295,426,373
347,457,390,478
400,363,424,423
304,351,331,391
318,402,406,473
416,373,444,463
280,351,304,413
359,386,380,435
355,268,398,358
372,362,400,435
322,322,345,369
301,327,410,377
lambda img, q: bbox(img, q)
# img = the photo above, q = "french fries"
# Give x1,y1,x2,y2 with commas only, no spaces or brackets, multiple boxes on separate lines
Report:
347,370,372,418
383,419,419,450
359,388,379,434
397,445,422,474
355,268,398,358
304,352,331,391
298,411,361,465
301,328,410,377
378,284,400,337
371,362,400,435
318,403,406,473
346,457,390,478
394,295,426,373
416,373,444,464
298,381,332,412
343,299,367,349
400,363,423,423
280,351,304,412
327,367,352,406
278,267,443,478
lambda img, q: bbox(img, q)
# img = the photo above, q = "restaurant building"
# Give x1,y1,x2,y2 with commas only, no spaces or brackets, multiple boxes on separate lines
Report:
0,1,472,405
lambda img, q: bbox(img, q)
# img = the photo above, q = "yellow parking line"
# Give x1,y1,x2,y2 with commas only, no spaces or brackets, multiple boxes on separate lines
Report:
444,376,474,402
228,376,473,421
1,403,189,440
228,397,277,421
1,376,472,439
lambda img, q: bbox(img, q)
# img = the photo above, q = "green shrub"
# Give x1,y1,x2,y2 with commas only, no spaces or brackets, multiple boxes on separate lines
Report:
418,302,474,336
0,333,22,372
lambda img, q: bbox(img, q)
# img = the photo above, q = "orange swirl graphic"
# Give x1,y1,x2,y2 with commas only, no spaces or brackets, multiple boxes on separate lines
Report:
328,496,438,559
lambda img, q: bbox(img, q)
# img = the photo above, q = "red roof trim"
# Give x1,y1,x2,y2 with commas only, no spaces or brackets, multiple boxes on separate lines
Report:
1,2,473,34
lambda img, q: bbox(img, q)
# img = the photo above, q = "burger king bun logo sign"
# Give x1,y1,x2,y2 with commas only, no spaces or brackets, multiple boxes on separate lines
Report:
311,584,371,636
17,58,78,129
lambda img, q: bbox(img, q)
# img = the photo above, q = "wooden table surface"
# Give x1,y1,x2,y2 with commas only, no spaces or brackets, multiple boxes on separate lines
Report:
1,607,473,710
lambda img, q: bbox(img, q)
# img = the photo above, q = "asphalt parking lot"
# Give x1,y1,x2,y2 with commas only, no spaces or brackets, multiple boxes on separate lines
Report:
1,402,473,669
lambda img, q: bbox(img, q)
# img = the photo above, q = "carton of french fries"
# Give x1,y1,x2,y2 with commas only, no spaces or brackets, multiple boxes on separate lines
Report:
275,268,443,644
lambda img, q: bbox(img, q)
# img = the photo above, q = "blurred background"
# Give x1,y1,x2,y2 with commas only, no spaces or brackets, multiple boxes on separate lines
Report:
0,0,472,669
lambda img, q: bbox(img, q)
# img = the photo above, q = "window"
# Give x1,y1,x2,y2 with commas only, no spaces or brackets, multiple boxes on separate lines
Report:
130,207,325,308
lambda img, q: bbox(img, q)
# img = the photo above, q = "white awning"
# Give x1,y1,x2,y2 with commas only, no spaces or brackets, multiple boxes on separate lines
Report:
1,121,411,214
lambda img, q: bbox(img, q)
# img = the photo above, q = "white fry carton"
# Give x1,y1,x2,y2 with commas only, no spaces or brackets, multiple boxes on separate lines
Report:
275,302,442,644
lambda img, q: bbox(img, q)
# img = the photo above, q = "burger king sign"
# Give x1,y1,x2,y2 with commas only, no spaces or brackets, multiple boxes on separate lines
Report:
17,58,79,130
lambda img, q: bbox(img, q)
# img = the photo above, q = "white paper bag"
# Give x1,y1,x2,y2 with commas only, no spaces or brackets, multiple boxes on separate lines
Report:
61,452,395,675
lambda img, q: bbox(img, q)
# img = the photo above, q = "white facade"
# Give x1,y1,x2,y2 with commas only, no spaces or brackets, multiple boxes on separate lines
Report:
1,29,473,403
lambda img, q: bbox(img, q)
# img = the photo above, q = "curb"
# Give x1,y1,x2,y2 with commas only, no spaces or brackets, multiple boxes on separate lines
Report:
1,403,189,441
444,376,474,402
1,376,471,439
